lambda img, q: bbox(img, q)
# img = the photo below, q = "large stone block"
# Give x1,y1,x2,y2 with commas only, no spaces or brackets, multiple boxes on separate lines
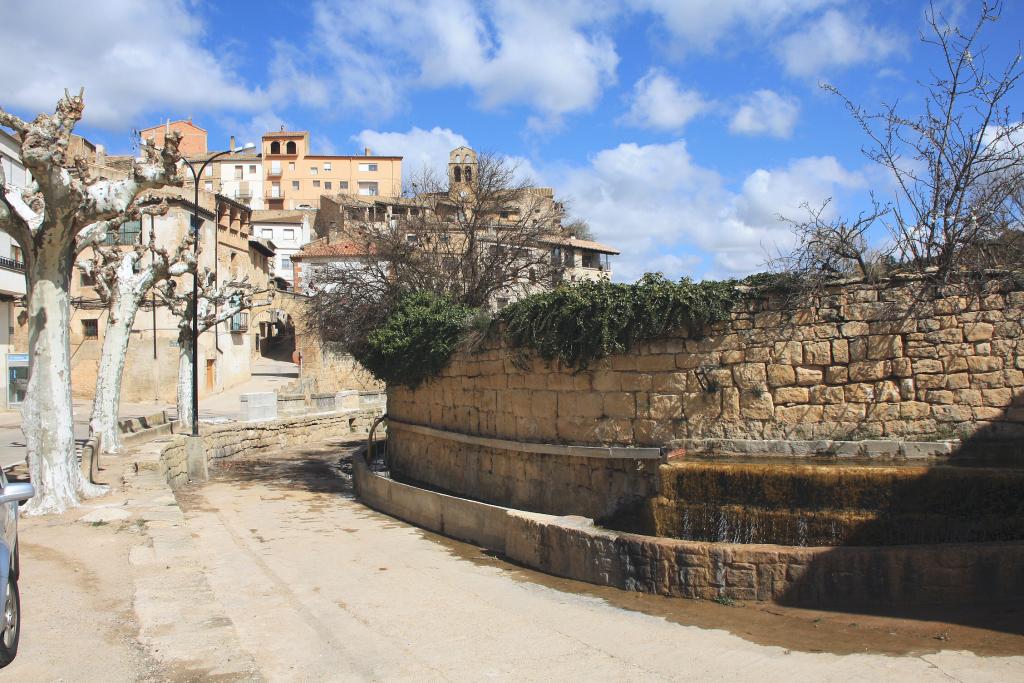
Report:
849,360,889,382
775,404,824,424
766,364,795,387
773,387,809,404
795,367,823,386
867,335,903,360
772,341,803,365
732,363,767,389
803,341,831,365
739,391,774,420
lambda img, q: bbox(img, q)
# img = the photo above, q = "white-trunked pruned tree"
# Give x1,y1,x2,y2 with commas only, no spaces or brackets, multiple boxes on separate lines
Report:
77,196,196,454
155,270,267,432
0,90,182,514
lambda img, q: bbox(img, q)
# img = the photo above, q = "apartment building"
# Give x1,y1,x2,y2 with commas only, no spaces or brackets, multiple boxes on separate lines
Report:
262,130,402,210
0,130,29,410
185,138,264,209
62,189,275,404
139,118,208,157
251,209,314,288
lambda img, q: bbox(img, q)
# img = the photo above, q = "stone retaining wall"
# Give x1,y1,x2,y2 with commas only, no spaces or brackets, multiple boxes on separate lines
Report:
386,281,1024,515
390,280,1024,447
159,409,382,489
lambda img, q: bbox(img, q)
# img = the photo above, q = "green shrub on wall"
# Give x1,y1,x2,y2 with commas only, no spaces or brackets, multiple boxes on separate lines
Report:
499,274,743,368
354,292,476,388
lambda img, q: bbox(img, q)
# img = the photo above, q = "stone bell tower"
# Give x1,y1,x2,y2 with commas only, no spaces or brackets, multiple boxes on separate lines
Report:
448,146,477,193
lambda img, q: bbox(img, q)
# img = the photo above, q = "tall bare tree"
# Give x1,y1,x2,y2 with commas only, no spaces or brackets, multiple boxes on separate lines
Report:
787,1,1024,283
0,91,181,513
155,271,266,432
308,153,569,349
77,196,196,454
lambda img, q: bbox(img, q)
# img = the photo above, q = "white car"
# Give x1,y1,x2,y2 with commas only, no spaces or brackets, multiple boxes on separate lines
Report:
0,468,33,667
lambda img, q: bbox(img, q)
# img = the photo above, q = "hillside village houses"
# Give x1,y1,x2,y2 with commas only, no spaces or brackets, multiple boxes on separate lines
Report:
0,117,616,413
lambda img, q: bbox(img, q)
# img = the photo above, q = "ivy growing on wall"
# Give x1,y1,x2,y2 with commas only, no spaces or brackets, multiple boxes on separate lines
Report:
499,274,743,368
354,274,768,387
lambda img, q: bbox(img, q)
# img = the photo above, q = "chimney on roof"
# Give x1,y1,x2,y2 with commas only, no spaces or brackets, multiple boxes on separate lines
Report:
229,136,235,152
364,147,371,156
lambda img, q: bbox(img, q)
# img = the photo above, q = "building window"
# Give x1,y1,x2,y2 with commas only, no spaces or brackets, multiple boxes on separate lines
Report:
358,163,378,172
82,319,98,339
204,166,213,177
339,181,349,190
104,219,142,246
313,180,320,188
271,182,281,198
283,228,295,240
453,166,462,182
310,166,318,176
229,311,248,333
270,141,281,154
280,257,292,271
261,228,273,238
204,180,213,191
80,270,96,286
324,162,332,172
288,162,295,171
292,181,300,190
10,245,23,263
249,164,256,174
324,181,332,190
234,165,243,180
286,140,297,154
358,182,378,196
500,211,509,219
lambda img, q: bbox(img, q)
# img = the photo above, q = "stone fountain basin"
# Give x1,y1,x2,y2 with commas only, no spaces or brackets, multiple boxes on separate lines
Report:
624,456,1024,547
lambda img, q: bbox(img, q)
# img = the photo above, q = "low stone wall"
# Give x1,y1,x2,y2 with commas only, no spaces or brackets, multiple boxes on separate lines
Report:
388,420,661,521
159,409,382,489
354,450,1024,607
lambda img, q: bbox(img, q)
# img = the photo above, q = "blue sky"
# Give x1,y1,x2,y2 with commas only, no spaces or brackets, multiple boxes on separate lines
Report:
2,0,1022,281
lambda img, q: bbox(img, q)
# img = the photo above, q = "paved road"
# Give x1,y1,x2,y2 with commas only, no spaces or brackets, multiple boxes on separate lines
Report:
171,439,1024,682
0,356,298,469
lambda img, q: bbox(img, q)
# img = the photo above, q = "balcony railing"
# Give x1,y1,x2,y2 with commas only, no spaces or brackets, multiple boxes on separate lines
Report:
0,256,25,272
229,312,249,333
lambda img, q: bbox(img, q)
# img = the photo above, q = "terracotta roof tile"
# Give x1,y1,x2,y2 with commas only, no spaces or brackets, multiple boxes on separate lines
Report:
292,239,370,259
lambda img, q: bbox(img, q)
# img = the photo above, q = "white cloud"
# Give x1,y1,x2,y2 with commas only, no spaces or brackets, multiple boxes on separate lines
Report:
0,0,265,130
620,70,710,131
291,0,619,123
557,141,863,281
778,9,905,78
729,90,800,138
352,127,471,181
630,0,839,53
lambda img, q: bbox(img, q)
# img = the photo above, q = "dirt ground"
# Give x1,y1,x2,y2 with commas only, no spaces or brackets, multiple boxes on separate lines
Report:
4,484,164,681
3,438,1023,681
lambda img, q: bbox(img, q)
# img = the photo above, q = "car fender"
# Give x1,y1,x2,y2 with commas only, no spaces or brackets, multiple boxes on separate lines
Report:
0,542,9,617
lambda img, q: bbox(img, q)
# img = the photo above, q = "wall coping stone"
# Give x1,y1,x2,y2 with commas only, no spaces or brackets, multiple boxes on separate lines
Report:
389,419,664,461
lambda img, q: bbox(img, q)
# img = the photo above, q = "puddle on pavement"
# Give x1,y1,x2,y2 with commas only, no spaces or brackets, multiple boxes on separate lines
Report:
418,527,1024,658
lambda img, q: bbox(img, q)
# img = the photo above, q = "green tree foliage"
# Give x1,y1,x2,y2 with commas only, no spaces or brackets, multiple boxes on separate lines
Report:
354,291,475,388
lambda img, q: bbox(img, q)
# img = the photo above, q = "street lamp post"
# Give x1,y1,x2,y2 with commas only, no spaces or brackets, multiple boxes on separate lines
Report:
178,144,255,435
